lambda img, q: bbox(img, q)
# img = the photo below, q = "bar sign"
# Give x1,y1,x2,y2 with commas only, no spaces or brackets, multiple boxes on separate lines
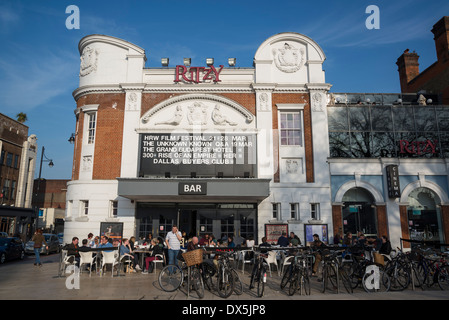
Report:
386,165,401,198
178,182,207,195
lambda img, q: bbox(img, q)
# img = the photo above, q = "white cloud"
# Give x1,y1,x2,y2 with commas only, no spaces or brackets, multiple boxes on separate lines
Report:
0,45,79,113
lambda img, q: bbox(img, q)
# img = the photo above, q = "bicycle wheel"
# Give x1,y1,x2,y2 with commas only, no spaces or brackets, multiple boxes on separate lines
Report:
217,268,234,298
288,273,298,296
362,268,390,293
437,265,449,290
301,272,311,295
339,268,353,294
344,260,361,290
387,262,410,291
158,265,183,292
191,267,205,299
257,266,266,298
280,264,293,290
201,263,215,291
231,269,243,295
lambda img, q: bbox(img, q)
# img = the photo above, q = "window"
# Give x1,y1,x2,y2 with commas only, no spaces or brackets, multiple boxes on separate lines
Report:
110,200,118,217
87,113,96,144
10,181,16,200
290,203,299,220
280,112,302,145
272,203,281,220
14,155,19,169
6,153,13,167
81,200,89,215
311,203,320,220
2,179,10,200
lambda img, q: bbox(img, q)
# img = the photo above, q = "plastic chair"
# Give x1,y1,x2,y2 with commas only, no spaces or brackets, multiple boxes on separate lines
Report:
79,251,95,276
280,253,294,276
263,251,280,277
121,255,134,273
60,249,77,275
101,250,119,277
152,253,165,273
239,249,253,274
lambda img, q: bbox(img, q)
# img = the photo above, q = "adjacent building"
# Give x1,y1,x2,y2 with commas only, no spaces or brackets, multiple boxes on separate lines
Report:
0,113,38,239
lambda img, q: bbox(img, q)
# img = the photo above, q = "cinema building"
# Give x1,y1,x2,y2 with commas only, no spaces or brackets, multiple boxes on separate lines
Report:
64,28,449,249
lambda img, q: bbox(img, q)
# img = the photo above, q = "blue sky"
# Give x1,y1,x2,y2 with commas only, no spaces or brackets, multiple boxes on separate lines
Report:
0,0,448,180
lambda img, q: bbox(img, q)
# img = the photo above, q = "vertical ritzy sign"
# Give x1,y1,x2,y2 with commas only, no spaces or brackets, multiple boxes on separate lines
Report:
386,165,401,198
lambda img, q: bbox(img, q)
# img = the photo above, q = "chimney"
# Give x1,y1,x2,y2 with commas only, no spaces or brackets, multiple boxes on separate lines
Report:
431,16,449,63
396,49,420,92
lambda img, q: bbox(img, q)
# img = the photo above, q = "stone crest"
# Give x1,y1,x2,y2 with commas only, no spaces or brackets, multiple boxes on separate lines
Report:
187,102,209,125
79,46,99,77
272,43,305,73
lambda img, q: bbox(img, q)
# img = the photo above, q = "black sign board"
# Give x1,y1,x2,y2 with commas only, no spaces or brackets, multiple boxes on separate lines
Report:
386,165,401,198
139,133,256,178
178,182,207,195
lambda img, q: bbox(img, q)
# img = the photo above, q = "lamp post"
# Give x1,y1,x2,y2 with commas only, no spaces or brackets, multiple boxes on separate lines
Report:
35,146,54,231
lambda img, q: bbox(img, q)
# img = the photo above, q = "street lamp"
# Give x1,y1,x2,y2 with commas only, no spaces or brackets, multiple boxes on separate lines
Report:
35,146,54,231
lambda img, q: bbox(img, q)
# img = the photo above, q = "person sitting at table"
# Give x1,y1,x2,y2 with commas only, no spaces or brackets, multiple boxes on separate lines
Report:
142,239,164,274
199,234,211,246
277,232,289,247
66,237,81,266
311,234,327,277
187,236,200,251
98,236,114,251
227,236,235,248
289,232,301,247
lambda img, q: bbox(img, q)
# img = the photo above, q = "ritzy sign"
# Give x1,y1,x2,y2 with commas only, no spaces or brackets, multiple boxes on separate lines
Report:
399,139,438,155
174,65,224,83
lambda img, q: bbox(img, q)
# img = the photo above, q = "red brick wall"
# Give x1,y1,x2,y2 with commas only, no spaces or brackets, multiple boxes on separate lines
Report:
74,93,126,180
376,205,389,238
332,204,343,237
399,205,411,248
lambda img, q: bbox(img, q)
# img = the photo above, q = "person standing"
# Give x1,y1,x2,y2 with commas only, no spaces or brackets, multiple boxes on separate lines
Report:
165,225,182,268
32,229,48,267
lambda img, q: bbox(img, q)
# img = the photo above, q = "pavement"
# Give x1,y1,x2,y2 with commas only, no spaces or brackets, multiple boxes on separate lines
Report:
0,253,448,302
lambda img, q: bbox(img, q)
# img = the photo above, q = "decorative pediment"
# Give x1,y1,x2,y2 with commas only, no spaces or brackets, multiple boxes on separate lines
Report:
141,94,254,129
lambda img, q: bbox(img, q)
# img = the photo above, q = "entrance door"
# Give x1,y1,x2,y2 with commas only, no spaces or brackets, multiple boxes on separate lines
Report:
179,209,197,238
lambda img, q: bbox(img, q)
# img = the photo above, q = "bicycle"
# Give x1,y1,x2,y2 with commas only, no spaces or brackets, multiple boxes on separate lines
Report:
413,247,449,290
343,246,390,293
158,249,205,298
249,250,268,297
319,248,353,294
215,251,241,298
286,250,311,296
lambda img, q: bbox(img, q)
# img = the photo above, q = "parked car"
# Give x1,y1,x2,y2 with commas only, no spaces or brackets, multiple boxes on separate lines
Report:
0,237,25,264
25,233,60,255
57,233,64,246
0,232,8,238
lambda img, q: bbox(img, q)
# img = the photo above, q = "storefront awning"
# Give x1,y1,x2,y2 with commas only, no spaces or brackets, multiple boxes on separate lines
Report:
117,178,271,202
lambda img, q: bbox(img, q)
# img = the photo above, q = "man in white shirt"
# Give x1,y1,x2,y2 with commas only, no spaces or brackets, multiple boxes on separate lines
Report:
165,225,182,268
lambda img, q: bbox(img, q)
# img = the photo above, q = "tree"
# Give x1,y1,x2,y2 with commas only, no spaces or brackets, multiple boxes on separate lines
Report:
16,112,27,123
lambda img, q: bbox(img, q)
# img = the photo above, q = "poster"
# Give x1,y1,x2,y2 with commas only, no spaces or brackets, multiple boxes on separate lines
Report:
100,222,124,243
304,224,328,245
264,224,288,244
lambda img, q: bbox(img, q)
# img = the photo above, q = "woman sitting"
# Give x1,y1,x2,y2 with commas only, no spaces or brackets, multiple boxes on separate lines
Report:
142,239,164,274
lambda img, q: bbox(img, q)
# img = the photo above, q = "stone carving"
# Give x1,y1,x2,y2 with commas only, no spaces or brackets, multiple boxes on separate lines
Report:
127,92,138,110
187,102,208,125
212,104,237,126
328,93,336,106
79,46,99,77
418,94,427,106
272,43,305,73
286,159,299,174
312,92,324,112
82,156,92,171
259,92,269,111
155,105,183,126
